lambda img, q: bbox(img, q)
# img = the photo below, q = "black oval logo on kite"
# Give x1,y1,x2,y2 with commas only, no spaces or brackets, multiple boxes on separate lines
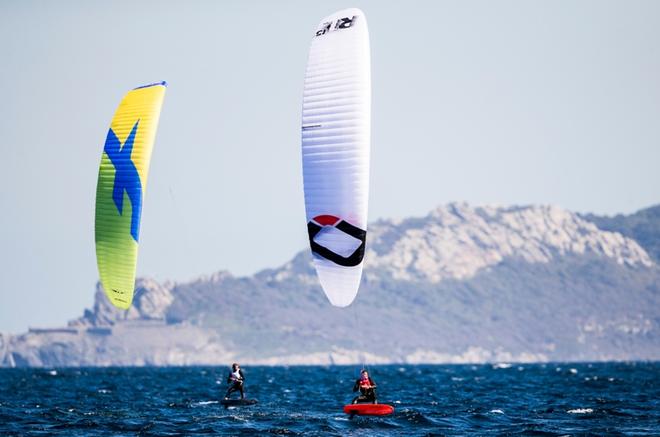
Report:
307,215,366,267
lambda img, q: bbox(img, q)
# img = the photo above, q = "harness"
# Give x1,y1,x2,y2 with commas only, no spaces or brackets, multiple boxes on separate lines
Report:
359,377,371,389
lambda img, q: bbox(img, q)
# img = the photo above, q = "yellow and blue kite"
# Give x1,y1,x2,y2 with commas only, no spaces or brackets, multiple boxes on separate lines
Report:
94,82,167,309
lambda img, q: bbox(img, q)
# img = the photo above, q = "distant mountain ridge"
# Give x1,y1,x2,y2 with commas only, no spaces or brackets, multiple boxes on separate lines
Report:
367,203,651,282
1,203,659,367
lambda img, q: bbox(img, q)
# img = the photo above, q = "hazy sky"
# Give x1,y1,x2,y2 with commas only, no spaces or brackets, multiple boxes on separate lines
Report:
1,0,658,333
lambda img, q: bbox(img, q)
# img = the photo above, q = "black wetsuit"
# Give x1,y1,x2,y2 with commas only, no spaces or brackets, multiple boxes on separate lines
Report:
352,377,377,404
224,369,245,399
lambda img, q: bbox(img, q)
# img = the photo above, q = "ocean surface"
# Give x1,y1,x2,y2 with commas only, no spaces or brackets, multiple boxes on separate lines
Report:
0,362,658,436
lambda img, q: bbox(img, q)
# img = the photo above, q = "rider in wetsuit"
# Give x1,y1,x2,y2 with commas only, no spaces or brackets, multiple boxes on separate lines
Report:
352,369,377,404
224,363,245,399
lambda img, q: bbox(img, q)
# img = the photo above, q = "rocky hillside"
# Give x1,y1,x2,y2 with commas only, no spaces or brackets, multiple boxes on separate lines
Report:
1,203,658,367
582,204,660,262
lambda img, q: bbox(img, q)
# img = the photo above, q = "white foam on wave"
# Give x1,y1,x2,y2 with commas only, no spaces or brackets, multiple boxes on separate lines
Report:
569,368,578,374
567,408,593,414
193,401,219,406
492,363,511,369
451,377,464,381
97,389,111,394
48,370,57,376
489,409,504,414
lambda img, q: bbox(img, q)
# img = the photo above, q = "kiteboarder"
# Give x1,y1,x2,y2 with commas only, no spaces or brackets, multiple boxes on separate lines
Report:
224,363,245,399
352,369,377,404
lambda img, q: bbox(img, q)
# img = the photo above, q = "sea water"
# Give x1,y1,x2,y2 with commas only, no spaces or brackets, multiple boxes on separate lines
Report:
0,362,658,436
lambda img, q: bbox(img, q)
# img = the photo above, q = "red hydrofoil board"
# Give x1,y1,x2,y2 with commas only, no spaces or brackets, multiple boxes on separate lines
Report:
343,404,394,416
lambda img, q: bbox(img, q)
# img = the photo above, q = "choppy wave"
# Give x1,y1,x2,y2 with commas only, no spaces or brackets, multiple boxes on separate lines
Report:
0,362,658,436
